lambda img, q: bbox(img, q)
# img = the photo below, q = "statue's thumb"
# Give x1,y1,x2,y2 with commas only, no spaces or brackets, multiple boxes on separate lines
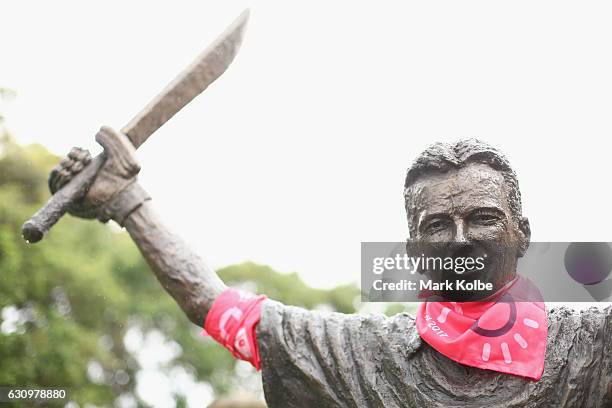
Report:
95,126,140,179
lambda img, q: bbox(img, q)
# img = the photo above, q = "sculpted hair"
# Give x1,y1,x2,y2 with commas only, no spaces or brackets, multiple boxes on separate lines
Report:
403,139,522,237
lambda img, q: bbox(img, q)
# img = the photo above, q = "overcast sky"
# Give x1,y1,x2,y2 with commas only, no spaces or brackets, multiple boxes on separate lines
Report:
3,0,612,290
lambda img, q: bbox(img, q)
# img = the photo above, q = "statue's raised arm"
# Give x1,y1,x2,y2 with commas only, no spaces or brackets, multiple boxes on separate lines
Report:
48,135,226,325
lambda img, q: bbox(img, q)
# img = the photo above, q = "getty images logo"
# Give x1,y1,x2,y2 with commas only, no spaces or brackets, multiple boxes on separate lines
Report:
564,242,612,301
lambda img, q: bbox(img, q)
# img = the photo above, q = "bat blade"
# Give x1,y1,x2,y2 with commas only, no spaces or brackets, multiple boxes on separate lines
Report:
122,9,249,148
20,10,249,244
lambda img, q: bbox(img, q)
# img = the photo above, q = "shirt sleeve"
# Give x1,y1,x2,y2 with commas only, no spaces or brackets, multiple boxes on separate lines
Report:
255,300,422,408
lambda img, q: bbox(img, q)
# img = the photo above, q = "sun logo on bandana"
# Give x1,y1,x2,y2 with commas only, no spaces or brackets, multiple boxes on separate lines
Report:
417,276,547,380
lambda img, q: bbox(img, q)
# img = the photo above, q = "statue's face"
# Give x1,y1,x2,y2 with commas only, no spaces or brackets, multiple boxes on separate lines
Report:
409,162,529,299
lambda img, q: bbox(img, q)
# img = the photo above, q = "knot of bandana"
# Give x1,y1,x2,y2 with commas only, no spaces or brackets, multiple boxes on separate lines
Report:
203,289,266,370
416,276,548,380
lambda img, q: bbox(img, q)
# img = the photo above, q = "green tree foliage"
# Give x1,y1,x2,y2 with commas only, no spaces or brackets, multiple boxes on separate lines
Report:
0,131,366,405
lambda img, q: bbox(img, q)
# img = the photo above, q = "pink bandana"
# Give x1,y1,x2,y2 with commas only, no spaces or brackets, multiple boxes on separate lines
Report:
203,289,266,370
416,276,548,380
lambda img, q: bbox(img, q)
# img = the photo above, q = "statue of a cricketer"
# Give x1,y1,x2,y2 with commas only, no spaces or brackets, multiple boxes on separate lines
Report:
25,12,612,408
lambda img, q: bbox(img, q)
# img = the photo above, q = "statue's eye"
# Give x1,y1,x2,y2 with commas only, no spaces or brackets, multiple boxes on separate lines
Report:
423,218,449,233
470,212,500,226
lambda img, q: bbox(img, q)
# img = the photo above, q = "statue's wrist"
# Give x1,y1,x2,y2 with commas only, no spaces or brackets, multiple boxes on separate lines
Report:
99,180,151,226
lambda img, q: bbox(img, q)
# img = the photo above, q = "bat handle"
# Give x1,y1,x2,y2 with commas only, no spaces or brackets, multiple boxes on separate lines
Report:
21,155,106,243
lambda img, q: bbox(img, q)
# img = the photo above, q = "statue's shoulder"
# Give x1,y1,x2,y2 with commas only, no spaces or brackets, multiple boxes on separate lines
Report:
547,304,611,328
539,305,611,406
546,305,611,352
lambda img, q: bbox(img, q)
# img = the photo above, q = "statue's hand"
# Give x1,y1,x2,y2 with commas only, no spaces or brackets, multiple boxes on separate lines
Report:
48,127,150,225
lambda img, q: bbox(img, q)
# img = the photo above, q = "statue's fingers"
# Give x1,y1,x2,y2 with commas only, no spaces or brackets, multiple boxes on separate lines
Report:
68,147,91,164
60,157,74,170
50,149,92,193
54,168,73,191
67,147,82,160
49,161,69,190
50,162,63,176
70,160,85,174
48,166,61,193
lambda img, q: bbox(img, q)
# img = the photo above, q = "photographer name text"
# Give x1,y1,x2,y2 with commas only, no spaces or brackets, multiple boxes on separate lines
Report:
372,279,493,291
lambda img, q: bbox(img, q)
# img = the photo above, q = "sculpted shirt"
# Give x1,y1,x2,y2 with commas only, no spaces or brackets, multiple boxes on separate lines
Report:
256,302,611,408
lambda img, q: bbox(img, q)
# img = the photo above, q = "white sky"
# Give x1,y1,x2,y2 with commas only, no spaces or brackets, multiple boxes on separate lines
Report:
3,0,612,290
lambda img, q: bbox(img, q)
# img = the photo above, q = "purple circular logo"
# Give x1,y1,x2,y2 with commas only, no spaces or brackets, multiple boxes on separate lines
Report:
564,242,612,285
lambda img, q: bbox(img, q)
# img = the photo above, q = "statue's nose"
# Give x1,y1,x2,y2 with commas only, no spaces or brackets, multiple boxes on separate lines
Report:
453,221,469,244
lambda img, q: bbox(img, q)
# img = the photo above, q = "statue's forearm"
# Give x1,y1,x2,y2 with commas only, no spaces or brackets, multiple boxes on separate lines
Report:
123,200,226,325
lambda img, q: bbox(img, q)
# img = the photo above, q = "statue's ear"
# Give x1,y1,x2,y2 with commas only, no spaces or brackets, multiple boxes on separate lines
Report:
518,216,531,257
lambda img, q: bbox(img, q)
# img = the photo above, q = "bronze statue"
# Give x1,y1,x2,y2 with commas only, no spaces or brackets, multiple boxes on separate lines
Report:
23,12,611,408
